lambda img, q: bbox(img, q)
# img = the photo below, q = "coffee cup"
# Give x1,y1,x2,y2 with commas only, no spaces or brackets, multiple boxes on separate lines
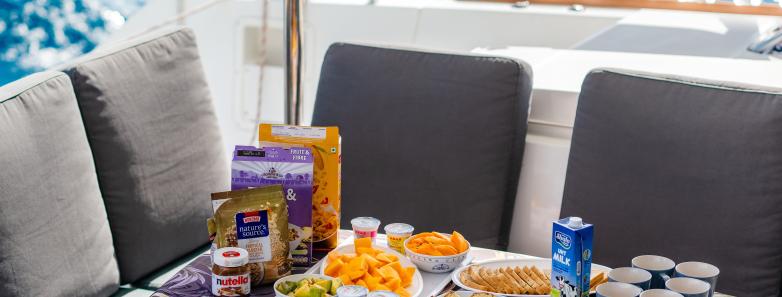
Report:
596,282,643,297
632,255,675,289
608,267,652,290
674,262,719,297
640,289,684,297
665,277,711,297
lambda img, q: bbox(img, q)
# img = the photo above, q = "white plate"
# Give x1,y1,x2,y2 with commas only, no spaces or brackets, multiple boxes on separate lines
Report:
436,291,480,297
451,258,612,297
320,244,425,297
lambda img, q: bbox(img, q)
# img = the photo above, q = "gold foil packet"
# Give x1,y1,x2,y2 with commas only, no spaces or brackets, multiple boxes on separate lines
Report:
211,185,291,286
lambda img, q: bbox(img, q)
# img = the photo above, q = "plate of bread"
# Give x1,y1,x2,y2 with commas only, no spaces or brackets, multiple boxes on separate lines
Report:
451,258,610,296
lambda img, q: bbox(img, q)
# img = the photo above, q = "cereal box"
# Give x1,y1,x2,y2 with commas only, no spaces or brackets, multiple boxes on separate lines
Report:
231,145,314,266
259,124,341,252
551,217,593,297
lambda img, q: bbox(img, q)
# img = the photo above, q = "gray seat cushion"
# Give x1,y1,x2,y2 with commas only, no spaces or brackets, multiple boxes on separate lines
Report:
0,72,119,296
312,43,532,249
64,28,229,283
561,68,782,296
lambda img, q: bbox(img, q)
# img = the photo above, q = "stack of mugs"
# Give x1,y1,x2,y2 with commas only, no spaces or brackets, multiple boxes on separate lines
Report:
595,255,720,297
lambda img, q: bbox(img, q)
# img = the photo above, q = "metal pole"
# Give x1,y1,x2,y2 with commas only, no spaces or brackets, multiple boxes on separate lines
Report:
284,0,303,125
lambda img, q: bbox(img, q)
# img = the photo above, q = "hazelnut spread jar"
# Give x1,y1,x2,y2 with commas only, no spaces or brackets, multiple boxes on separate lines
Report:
212,247,251,296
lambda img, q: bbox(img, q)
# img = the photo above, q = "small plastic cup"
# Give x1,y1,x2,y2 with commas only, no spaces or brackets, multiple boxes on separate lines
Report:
351,217,381,243
384,223,414,254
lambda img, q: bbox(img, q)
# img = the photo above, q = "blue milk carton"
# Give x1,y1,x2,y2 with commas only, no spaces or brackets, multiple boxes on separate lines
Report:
551,217,593,297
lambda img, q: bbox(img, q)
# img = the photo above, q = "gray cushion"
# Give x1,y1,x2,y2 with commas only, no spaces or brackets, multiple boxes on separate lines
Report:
64,28,229,283
0,71,119,296
312,43,531,249
561,68,782,296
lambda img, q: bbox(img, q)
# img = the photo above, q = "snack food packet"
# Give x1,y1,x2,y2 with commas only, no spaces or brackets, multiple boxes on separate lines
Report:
259,124,341,252
211,185,291,285
231,145,314,267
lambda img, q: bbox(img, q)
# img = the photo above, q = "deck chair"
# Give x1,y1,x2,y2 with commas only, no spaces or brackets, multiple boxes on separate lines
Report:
312,43,532,250
561,68,782,296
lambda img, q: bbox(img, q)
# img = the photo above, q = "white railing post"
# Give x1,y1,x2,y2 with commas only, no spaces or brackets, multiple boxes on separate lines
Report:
284,0,303,125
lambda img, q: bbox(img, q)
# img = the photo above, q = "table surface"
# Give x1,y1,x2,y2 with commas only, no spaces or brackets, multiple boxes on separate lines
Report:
152,230,732,297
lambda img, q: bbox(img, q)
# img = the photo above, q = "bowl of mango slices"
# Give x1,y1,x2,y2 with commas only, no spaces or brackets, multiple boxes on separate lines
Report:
404,231,470,273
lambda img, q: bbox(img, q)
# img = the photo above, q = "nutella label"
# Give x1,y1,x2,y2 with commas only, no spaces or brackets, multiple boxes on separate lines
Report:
211,273,250,296
235,210,272,262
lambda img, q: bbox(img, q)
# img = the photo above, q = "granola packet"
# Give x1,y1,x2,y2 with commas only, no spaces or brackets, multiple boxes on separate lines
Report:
211,185,291,286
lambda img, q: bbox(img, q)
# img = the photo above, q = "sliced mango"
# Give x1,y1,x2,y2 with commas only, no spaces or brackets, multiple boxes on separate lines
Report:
401,267,415,287
355,237,372,249
385,278,401,291
378,265,400,282
327,242,415,296
435,245,458,256
324,258,344,276
450,231,469,253
405,230,471,256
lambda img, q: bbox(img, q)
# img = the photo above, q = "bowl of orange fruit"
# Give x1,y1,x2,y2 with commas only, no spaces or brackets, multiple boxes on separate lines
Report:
403,231,471,273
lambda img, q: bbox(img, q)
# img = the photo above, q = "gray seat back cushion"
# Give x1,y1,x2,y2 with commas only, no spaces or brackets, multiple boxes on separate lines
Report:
64,28,228,283
0,72,119,296
561,68,782,296
312,43,532,249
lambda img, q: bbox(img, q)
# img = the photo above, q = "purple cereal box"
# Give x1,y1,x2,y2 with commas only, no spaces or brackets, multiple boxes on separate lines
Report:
231,145,313,267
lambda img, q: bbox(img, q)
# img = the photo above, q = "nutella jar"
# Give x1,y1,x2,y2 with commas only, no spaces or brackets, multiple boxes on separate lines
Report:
212,247,251,296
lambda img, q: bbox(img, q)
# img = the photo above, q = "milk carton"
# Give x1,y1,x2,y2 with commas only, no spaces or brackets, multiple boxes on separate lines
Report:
551,217,593,297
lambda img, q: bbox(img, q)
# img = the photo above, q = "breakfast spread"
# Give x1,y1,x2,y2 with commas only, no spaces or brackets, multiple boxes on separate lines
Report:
210,186,292,286
275,276,342,297
231,145,314,266
323,238,416,297
259,124,341,252
193,123,717,297
212,247,251,296
551,217,593,297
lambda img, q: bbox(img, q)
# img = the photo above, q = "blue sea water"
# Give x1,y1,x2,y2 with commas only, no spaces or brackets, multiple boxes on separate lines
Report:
0,0,145,85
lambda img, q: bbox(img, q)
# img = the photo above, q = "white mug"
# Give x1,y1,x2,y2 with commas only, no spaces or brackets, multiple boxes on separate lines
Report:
640,289,684,297
665,277,711,297
675,262,719,297
608,267,652,290
596,282,643,297
632,255,675,289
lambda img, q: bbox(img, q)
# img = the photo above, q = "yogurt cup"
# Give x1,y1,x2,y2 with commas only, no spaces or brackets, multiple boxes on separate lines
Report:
384,223,414,254
351,217,381,243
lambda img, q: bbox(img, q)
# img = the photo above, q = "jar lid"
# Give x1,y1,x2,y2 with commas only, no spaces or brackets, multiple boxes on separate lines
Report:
351,217,380,229
213,247,249,267
384,223,414,235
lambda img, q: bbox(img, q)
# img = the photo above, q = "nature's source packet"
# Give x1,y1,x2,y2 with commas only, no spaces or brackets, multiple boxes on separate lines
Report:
210,186,291,285
259,124,341,252
231,145,314,266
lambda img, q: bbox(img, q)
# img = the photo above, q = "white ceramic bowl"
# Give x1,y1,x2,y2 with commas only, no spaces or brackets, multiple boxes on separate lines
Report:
273,274,336,297
403,234,471,273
